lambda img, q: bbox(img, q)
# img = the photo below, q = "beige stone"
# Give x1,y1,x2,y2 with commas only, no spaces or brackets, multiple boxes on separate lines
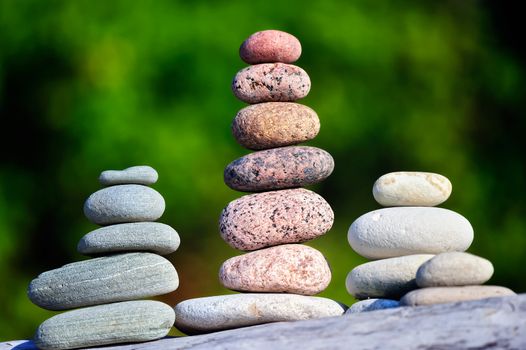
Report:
401,286,515,306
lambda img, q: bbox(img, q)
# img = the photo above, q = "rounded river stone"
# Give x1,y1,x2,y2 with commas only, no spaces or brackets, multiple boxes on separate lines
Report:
232,102,320,150
240,30,302,64
220,244,331,295
346,254,434,299
99,165,158,186
416,252,494,287
232,63,310,104
34,300,174,350
219,188,334,251
401,285,516,307
345,299,400,314
84,184,165,225
348,207,473,260
28,253,178,310
373,171,452,207
77,222,180,255
174,294,345,335
224,146,334,192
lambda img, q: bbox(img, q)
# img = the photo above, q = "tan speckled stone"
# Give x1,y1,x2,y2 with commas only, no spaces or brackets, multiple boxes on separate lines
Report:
401,286,516,306
232,63,310,104
232,102,320,150
219,244,331,295
219,188,334,250
240,30,302,64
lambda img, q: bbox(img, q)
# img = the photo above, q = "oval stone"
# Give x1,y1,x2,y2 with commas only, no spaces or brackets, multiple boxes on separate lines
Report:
219,244,331,295
348,207,474,259
232,102,320,150
220,188,334,250
345,299,400,314
84,184,165,225
174,294,345,335
34,300,174,350
346,254,434,299
400,286,516,307
77,222,180,255
373,172,452,206
28,253,178,310
416,252,494,287
224,146,334,192
232,63,310,104
99,165,158,186
239,30,302,64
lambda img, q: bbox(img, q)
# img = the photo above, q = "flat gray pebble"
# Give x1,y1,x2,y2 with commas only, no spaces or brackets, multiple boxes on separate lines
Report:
345,299,400,314
401,285,516,306
99,165,158,186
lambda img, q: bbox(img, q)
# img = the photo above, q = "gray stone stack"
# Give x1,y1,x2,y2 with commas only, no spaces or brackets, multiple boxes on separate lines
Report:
27,166,180,350
172,30,345,335
345,171,515,314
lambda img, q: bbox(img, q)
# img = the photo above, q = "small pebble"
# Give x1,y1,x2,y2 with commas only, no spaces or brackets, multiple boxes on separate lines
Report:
345,299,400,314
174,294,345,335
240,30,302,64
99,165,158,186
416,252,494,287
232,63,310,104
224,146,334,192
220,244,331,295
400,286,516,306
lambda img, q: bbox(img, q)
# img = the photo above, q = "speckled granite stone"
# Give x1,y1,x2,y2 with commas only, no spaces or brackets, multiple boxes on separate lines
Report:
239,30,302,64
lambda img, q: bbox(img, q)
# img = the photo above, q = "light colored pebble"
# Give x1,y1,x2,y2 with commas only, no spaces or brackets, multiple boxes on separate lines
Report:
346,254,434,299
174,294,345,335
77,222,180,255
99,165,158,186
401,286,516,306
239,30,302,64
83,184,165,225
348,207,473,259
416,252,494,287
345,299,400,314
28,253,178,310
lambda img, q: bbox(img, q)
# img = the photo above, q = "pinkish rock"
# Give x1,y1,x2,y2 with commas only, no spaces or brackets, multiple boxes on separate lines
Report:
219,244,331,295
219,188,334,250
239,30,302,64
232,63,310,104
224,146,334,192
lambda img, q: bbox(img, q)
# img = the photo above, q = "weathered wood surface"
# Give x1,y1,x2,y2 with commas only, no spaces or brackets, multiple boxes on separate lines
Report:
2,294,525,350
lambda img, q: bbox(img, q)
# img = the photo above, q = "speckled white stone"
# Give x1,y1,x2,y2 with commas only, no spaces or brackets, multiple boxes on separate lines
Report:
345,299,400,314
401,286,516,306
99,166,158,186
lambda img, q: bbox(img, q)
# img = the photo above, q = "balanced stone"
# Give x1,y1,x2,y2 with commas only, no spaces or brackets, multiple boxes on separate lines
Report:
345,299,400,314
401,286,516,306
232,63,310,104
232,102,320,150
220,244,331,295
34,300,175,350
77,222,180,255
416,252,494,287
99,165,158,186
240,30,302,64
173,294,345,335
346,254,434,299
224,146,334,192
348,207,473,259
28,253,178,310
220,188,333,250
84,184,165,225
373,171,452,207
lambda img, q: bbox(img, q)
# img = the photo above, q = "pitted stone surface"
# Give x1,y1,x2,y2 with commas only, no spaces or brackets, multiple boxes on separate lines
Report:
401,286,515,306
240,30,302,64
99,166,158,186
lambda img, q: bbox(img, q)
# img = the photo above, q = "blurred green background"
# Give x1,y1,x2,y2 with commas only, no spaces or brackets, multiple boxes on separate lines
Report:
1,0,525,341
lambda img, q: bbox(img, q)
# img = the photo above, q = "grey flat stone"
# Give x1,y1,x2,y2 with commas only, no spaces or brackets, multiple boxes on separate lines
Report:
99,166,158,186
77,222,180,255
28,253,178,310
34,300,174,350
401,285,515,306
345,299,400,314
84,185,165,225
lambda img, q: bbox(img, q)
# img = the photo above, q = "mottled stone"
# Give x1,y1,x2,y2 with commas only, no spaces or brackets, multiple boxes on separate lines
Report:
84,185,165,225
77,222,180,255
345,299,400,314
220,188,334,250
174,294,345,335
99,166,158,186
224,146,334,192
220,244,331,295
401,286,516,306
416,252,494,287
346,254,434,299
28,253,178,310
232,102,320,150
34,301,174,350
348,207,473,259
239,30,302,64
232,63,310,104
373,172,452,207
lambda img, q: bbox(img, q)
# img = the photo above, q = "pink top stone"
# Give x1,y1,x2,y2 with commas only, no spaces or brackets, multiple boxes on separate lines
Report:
240,30,302,64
